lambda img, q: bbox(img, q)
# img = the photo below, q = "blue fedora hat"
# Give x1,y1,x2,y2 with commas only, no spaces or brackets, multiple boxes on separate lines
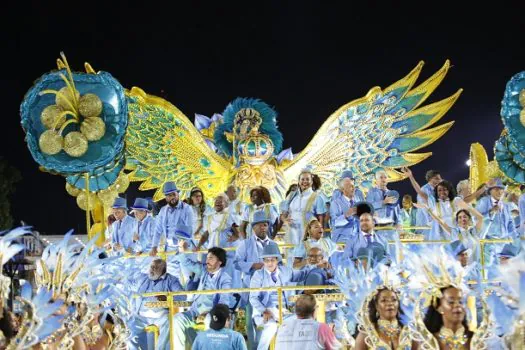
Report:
488,178,505,191
131,198,150,211
340,170,354,181
260,242,282,262
174,224,192,241
163,181,179,195
251,210,271,227
447,240,468,256
498,244,519,258
111,197,127,209
354,247,372,260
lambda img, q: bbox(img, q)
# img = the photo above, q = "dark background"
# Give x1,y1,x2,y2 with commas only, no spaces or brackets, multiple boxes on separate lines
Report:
2,2,524,234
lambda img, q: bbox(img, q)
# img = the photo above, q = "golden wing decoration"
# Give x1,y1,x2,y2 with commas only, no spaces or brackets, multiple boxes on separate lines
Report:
125,87,232,201
280,61,461,193
469,142,489,193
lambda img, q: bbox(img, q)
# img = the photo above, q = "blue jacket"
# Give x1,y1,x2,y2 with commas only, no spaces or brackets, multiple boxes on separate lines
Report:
343,231,389,260
133,215,156,252
111,215,136,250
476,196,516,239
249,266,308,315
179,255,233,317
128,272,184,311
152,201,194,248
234,235,275,287
329,194,363,243
366,187,400,225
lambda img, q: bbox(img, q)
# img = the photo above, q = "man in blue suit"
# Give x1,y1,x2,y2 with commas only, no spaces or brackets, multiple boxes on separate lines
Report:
130,197,156,253
343,208,389,261
171,246,232,349
110,197,136,254
330,170,364,244
149,181,194,256
234,210,276,349
249,243,309,350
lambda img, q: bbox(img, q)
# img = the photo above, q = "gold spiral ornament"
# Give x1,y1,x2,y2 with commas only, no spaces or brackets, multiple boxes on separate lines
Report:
40,105,66,129
80,117,106,141
78,93,103,118
63,132,88,157
114,173,130,193
55,86,80,111
39,130,64,155
65,183,81,197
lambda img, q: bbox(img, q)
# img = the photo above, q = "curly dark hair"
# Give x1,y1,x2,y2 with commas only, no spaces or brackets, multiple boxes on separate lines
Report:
434,180,456,201
368,288,404,326
423,287,473,339
208,247,227,267
250,186,272,204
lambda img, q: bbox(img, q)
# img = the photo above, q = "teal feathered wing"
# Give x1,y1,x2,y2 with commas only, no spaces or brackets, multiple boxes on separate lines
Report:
495,71,525,184
281,61,462,192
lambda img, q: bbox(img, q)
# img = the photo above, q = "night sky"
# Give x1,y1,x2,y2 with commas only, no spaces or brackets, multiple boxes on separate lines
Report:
2,2,524,235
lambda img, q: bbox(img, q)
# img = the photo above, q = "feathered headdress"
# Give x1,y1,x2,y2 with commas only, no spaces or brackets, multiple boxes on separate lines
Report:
214,98,283,157
401,244,492,350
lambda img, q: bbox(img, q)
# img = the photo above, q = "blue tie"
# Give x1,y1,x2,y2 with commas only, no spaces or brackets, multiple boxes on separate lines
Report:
116,221,122,244
271,271,278,283
365,234,372,245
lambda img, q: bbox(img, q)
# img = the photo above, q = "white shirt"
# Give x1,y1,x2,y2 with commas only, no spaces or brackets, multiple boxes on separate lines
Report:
205,209,231,248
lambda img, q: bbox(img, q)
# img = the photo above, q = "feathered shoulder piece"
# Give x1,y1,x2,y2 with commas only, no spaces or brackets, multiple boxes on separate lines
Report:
0,227,28,305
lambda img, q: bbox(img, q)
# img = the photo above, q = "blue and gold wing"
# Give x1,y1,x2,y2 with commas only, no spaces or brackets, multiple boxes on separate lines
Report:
125,87,232,201
281,61,462,193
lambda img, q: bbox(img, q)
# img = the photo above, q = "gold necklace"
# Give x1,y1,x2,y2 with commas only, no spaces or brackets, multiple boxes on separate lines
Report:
377,319,400,338
438,326,467,349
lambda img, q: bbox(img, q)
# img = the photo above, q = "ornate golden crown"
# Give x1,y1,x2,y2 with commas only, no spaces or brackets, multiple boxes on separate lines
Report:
237,132,274,165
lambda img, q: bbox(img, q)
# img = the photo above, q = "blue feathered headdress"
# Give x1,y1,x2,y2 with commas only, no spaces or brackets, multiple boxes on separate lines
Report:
214,98,283,156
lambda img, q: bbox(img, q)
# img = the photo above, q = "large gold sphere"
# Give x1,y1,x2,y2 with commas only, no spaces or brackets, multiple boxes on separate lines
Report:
78,93,103,118
39,130,63,155
76,191,100,211
55,87,80,111
63,131,88,157
65,183,81,197
114,173,130,193
520,109,525,128
519,89,525,108
40,105,66,129
98,188,118,207
80,117,106,141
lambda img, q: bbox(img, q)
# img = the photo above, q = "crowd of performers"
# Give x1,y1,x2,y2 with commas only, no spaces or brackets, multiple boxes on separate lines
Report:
0,166,524,349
